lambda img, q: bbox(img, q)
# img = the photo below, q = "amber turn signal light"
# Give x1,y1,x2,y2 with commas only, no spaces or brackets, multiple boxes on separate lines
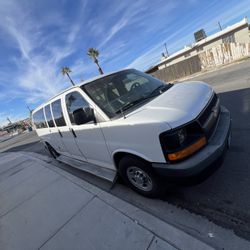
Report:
168,137,207,161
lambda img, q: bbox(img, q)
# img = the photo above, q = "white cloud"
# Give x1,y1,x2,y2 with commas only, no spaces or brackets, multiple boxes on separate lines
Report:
0,0,84,105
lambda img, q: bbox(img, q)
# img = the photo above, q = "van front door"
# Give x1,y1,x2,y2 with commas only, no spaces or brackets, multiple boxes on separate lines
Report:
64,90,113,169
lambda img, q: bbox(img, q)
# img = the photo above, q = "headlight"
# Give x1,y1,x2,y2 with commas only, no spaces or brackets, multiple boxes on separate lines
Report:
162,128,187,151
177,128,187,145
159,123,206,162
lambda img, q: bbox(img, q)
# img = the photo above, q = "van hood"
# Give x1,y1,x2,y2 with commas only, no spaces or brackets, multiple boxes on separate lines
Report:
126,81,213,129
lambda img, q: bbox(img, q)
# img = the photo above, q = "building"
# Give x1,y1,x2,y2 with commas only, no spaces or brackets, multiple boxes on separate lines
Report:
146,17,250,74
0,118,31,135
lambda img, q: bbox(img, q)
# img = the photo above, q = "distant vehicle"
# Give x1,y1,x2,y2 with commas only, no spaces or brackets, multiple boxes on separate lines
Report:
32,69,231,197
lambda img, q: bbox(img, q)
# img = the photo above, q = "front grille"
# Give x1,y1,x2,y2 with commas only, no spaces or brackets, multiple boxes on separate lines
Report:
198,94,218,125
198,93,220,139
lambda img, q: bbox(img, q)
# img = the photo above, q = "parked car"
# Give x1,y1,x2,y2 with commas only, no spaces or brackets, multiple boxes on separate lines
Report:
32,69,231,197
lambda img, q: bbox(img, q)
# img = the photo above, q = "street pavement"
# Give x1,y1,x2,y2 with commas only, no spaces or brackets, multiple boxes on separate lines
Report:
0,131,40,153
0,151,219,250
1,58,250,248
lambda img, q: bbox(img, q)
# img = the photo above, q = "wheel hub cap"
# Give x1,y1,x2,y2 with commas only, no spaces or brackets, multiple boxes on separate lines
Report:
127,166,153,191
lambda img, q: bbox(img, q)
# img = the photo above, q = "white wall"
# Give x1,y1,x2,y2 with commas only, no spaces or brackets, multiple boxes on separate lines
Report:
199,43,250,69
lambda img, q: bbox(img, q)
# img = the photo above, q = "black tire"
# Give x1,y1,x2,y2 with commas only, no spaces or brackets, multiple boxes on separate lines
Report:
46,143,60,159
118,156,164,197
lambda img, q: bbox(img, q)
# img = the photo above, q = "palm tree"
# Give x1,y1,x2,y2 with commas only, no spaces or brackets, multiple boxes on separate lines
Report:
61,67,75,86
87,48,104,75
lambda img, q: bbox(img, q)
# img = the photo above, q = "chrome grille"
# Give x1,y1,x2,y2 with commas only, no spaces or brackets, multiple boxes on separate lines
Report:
198,94,220,139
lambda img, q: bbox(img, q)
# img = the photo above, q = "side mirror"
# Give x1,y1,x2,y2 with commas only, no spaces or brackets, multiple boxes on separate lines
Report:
73,107,95,125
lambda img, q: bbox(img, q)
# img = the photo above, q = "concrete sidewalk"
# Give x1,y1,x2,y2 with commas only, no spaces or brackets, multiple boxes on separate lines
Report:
0,152,216,250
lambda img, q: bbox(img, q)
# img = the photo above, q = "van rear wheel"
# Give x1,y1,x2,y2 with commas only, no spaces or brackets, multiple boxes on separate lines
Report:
118,156,163,197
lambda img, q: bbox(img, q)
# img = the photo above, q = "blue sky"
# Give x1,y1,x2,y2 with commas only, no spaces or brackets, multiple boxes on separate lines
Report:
0,0,250,126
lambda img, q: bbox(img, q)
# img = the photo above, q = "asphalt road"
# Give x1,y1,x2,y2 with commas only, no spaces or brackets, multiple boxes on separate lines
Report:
0,131,43,153
2,59,250,244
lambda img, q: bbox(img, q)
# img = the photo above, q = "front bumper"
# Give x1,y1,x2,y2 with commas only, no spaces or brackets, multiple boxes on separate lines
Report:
152,106,231,178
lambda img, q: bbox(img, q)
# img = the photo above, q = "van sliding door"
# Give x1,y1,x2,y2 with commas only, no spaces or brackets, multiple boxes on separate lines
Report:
51,99,87,161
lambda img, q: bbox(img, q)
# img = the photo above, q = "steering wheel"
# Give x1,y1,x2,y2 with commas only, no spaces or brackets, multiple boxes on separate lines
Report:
130,82,140,91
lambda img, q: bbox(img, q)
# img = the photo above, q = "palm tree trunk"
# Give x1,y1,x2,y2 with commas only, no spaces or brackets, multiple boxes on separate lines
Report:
66,72,75,86
97,65,104,75
95,59,104,75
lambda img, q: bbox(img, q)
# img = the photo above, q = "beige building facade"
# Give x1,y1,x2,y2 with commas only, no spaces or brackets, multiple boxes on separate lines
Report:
153,18,250,71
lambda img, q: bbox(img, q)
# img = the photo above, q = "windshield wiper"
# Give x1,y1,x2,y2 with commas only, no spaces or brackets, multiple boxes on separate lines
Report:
116,96,154,114
148,84,171,97
116,84,172,115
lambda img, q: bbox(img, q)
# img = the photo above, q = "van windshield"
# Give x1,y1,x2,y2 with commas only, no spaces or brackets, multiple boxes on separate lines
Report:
82,69,171,118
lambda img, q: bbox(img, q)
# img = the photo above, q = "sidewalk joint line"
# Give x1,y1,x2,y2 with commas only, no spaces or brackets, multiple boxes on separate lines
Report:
0,163,45,196
146,235,155,250
0,158,29,177
38,195,96,249
0,176,61,219
98,196,180,250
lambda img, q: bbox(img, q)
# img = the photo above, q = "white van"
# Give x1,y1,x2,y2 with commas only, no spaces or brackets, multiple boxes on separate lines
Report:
32,69,231,196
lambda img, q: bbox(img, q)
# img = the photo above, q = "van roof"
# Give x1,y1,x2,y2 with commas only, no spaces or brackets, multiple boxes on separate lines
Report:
32,68,131,114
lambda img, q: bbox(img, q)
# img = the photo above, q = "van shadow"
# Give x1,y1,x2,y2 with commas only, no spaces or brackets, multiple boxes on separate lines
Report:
4,141,47,155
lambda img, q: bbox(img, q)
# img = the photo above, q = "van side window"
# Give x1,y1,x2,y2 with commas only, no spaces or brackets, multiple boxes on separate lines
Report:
33,109,47,129
51,99,66,127
44,105,55,127
65,91,93,125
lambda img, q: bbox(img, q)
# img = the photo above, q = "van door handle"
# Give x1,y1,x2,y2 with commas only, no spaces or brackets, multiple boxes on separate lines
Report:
58,130,63,137
70,128,77,138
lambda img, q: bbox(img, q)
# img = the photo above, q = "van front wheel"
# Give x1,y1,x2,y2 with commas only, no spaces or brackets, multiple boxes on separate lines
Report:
118,156,163,197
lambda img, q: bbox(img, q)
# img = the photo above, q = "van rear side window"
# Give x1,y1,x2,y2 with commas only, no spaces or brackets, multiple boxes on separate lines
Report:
44,105,55,127
33,109,47,129
51,99,66,127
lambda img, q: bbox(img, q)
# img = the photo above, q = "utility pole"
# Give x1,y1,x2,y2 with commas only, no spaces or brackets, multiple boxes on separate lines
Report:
7,117,12,124
27,106,33,127
218,21,222,31
27,106,31,112
164,43,169,57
